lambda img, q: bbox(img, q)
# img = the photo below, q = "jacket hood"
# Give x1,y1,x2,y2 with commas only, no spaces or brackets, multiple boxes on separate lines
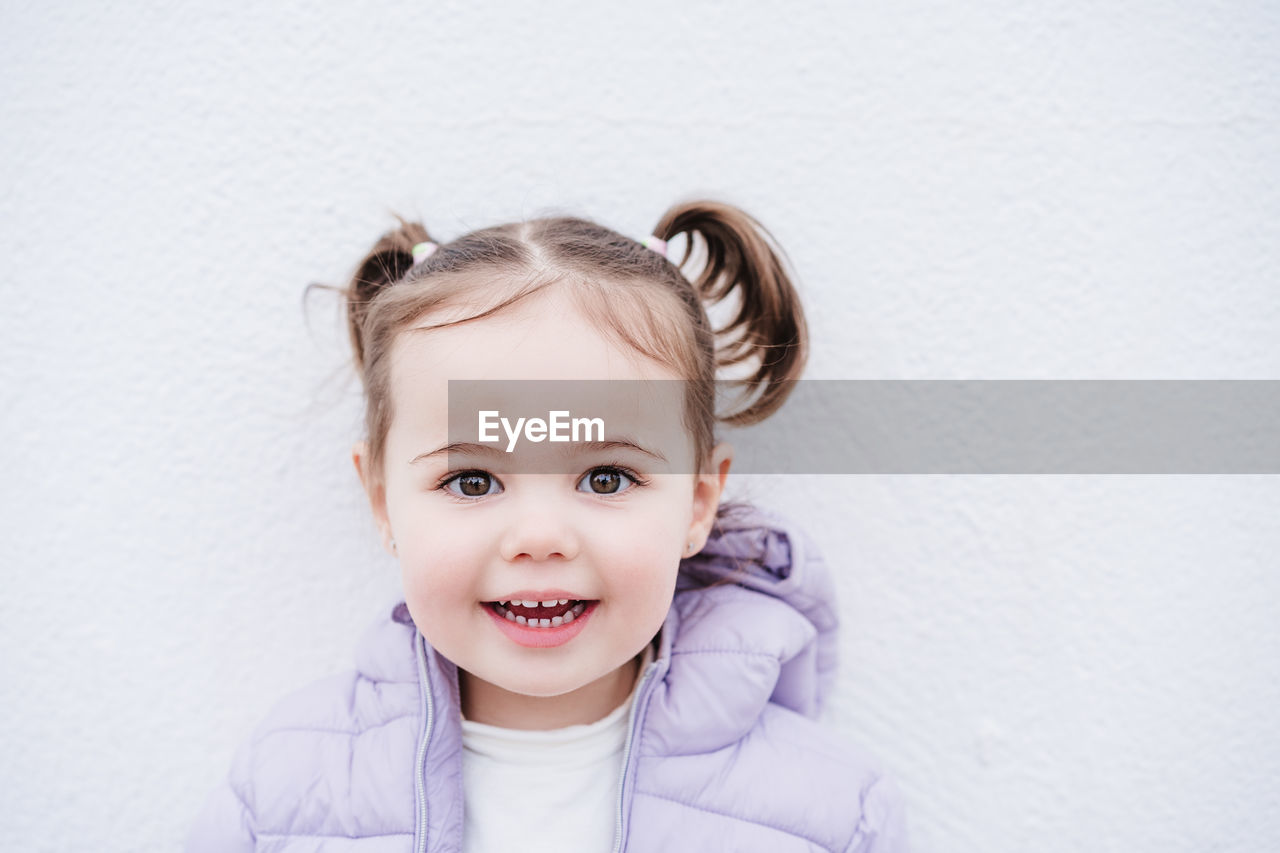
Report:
356,503,840,756
644,502,840,754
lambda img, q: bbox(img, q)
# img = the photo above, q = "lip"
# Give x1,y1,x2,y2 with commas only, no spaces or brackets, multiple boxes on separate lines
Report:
487,589,591,603
483,600,599,648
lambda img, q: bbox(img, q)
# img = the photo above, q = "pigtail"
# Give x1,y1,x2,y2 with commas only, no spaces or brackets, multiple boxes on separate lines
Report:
653,200,808,426
345,213,434,376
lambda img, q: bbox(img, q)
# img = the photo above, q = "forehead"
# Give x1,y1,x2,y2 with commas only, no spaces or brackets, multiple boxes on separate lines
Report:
384,288,691,465
388,287,681,391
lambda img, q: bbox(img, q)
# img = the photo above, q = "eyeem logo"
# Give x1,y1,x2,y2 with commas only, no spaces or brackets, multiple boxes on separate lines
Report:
478,410,606,452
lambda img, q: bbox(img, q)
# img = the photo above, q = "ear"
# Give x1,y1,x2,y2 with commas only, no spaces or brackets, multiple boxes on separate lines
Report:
686,441,733,553
352,440,392,550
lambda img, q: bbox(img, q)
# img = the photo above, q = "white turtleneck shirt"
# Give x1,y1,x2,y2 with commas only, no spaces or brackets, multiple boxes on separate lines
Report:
459,641,656,853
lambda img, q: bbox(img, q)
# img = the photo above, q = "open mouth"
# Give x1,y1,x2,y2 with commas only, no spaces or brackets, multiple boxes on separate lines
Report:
486,599,593,628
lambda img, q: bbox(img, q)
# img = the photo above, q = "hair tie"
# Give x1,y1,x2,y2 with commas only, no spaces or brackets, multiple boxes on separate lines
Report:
411,242,438,266
642,235,668,258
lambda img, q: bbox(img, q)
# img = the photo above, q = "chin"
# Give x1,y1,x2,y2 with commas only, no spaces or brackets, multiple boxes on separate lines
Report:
503,673,590,699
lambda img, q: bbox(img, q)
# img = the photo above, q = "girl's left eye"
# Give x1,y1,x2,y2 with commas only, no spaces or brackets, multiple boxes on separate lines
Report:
577,466,640,495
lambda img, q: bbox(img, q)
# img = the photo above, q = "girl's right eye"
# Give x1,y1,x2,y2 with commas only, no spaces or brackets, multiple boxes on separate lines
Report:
439,471,503,499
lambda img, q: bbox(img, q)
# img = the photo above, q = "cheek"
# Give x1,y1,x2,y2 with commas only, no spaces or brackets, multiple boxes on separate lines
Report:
611,495,693,559
400,545,480,613
606,535,683,602
400,548,487,656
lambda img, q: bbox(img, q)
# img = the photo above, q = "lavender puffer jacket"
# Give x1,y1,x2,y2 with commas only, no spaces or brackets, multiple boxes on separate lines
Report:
188,506,908,852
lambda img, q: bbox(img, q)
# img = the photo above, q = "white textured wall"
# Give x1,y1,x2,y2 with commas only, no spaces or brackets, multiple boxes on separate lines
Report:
3,2,1278,850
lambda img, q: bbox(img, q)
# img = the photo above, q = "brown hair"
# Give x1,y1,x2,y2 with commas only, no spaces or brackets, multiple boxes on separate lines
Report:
338,199,807,491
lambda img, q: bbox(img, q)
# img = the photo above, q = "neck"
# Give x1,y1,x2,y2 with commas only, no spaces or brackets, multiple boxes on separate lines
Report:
460,652,643,730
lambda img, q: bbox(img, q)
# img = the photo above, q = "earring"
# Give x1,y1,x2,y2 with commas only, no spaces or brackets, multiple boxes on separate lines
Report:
686,541,695,554
389,537,397,554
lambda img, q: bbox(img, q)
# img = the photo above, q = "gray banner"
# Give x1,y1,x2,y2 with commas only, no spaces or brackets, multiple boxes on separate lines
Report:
445,380,1280,474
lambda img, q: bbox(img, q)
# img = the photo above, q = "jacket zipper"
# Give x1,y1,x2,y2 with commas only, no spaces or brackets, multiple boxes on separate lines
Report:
612,661,661,853
414,633,435,853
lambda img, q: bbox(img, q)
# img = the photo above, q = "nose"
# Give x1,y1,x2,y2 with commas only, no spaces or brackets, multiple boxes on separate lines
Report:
497,491,581,563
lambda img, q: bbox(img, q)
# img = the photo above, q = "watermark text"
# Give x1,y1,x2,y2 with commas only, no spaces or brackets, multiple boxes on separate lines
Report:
478,410,605,452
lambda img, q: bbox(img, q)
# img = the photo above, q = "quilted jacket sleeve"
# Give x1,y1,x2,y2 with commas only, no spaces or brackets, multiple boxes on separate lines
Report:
845,775,909,853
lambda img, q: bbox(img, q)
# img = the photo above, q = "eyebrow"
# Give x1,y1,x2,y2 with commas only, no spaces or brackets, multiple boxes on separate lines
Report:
410,439,668,465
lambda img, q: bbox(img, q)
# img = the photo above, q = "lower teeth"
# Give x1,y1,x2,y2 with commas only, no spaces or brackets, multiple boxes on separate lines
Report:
494,601,588,628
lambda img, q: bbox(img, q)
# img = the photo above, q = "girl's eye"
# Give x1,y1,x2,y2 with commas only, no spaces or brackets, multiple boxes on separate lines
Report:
577,466,637,495
442,471,502,498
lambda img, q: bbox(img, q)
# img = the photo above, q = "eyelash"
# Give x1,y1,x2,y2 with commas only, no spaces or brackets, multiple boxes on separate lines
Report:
432,463,650,501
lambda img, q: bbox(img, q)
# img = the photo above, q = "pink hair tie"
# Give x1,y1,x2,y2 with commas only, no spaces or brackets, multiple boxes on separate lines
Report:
411,241,438,265
642,235,668,258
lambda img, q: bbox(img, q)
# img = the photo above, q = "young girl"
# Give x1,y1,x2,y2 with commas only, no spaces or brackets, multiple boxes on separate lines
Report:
188,200,907,852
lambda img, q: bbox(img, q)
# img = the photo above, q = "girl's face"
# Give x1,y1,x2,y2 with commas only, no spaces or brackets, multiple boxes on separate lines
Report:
354,285,729,729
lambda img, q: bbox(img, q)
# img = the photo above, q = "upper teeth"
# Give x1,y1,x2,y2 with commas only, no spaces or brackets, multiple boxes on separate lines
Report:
501,599,571,607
